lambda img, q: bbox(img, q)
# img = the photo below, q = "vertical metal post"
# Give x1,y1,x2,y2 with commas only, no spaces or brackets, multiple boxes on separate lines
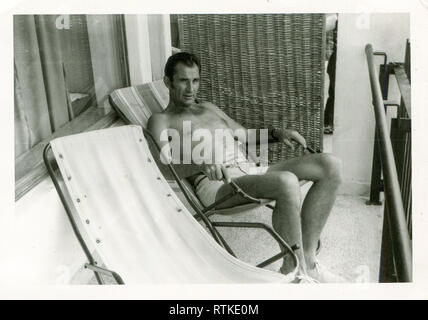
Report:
379,199,397,282
391,116,412,239
404,39,411,83
367,132,383,205
390,119,405,193
379,64,390,100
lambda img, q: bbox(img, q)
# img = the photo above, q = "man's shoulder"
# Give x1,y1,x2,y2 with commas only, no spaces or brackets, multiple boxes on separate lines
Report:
198,101,220,112
198,101,217,108
149,109,173,121
147,112,169,131
149,111,168,120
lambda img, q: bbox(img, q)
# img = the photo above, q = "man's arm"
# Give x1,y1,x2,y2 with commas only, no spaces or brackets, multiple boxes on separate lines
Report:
147,113,172,163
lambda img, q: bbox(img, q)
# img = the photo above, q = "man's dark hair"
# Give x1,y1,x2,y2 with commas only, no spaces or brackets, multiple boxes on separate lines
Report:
164,52,201,81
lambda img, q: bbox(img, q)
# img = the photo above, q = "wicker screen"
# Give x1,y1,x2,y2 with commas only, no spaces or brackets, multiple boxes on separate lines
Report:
177,14,326,162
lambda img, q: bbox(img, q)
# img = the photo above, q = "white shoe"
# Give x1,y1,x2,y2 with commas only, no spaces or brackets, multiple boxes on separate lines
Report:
307,261,346,283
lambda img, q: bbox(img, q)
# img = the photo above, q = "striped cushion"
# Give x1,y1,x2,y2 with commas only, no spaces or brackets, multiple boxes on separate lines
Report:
109,80,169,129
110,80,174,183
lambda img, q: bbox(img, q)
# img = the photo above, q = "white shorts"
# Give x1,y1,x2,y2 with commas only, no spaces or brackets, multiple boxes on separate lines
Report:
194,163,269,207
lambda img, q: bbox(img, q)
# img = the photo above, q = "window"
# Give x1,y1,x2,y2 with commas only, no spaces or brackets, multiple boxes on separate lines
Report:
14,14,129,200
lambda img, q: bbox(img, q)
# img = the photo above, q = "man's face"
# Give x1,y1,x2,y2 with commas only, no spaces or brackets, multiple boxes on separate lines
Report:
166,62,200,107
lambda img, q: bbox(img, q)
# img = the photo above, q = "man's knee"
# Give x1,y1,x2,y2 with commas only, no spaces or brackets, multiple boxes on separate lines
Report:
319,154,343,183
274,171,301,202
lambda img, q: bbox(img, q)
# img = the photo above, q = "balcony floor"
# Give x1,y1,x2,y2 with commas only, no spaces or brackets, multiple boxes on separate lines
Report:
206,192,384,283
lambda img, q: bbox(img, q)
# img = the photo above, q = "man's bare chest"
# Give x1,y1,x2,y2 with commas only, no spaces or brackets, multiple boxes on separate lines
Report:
167,109,229,138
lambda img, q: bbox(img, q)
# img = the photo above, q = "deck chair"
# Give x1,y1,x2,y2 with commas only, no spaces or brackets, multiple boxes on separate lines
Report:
43,125,298,283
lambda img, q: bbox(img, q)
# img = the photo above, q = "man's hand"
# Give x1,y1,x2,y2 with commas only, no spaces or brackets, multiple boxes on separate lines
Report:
275,128,307,150
201,164,231,183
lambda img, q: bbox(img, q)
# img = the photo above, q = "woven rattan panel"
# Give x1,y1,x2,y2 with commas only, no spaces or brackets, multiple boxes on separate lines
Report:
177,14,325,162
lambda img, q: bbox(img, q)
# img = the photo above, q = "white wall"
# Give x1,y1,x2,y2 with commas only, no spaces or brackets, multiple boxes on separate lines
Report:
125,14,153,85
333,13,410,195
148,14,172,81
125,14,171,85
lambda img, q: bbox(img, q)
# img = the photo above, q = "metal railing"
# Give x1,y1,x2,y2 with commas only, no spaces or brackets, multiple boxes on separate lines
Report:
365,43,412,282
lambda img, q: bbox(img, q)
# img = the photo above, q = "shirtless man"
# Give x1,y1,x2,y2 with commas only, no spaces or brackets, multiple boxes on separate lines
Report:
148,52,344,283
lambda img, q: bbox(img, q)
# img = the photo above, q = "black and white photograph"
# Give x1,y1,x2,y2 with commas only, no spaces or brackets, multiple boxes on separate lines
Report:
2,0,428,300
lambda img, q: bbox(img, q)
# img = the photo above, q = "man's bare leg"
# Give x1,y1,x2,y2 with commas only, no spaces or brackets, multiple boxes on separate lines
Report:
267,153,343,270
215,172,308,274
